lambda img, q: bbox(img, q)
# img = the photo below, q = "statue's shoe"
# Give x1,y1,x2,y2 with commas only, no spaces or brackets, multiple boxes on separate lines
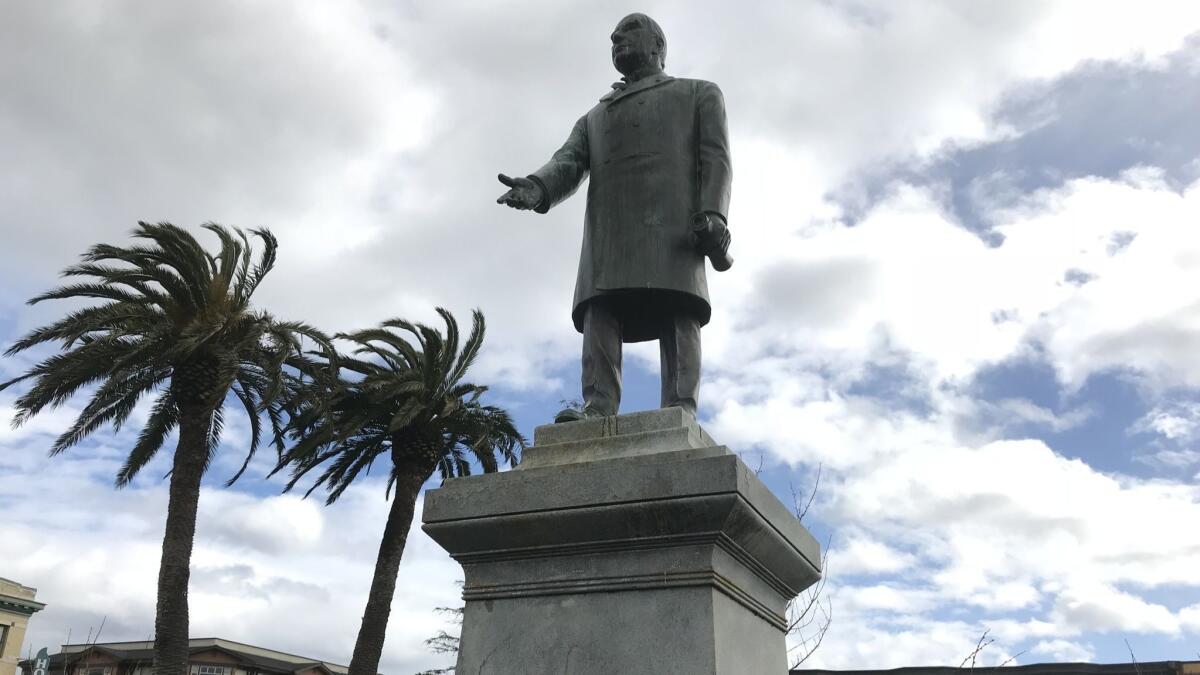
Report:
553,407,586,424
553,405,615,423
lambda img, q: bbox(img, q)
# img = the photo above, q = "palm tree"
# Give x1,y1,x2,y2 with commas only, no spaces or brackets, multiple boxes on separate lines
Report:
275,308,524,675
0,222,327,675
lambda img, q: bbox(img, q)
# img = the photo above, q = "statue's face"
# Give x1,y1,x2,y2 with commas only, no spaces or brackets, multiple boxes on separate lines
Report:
610,14,660,75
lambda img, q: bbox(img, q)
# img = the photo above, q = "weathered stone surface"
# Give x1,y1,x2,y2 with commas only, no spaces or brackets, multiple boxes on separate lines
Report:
533,406,709,446
521,425,711,469
422,408,821,674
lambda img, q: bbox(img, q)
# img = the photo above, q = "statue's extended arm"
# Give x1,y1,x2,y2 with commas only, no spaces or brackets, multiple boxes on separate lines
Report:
497,115,589,213
527,115,591,214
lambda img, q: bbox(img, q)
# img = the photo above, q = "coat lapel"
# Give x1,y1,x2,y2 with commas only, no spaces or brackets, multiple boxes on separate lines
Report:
599,74,675,105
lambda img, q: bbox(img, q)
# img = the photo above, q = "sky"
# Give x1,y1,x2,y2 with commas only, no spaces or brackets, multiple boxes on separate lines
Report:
3,1,1200,673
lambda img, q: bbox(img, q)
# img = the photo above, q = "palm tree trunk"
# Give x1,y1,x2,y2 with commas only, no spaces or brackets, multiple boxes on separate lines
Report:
153,405,210,675
347,468,430,675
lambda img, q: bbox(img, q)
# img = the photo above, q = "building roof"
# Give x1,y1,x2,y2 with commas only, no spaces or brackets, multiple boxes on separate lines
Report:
0,592,45,617
0,577,45,617
21,638,347,675
794,662,1199,675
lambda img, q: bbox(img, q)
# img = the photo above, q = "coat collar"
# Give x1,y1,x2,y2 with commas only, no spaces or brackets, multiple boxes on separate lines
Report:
599,73,674,105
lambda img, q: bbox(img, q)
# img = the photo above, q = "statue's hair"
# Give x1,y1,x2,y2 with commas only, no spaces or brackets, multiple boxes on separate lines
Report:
623,13,666,69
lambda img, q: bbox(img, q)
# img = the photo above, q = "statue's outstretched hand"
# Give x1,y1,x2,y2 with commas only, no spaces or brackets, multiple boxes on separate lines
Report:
496,173,543,210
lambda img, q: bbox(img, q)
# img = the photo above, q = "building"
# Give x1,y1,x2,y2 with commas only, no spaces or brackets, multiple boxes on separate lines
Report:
19,639,347,675
0,578,45,675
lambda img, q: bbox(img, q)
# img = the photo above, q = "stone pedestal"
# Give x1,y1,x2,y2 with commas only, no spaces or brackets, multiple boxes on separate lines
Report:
421,408,822,675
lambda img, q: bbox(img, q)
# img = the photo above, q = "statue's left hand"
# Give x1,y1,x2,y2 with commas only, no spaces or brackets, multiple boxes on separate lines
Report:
691,212,731,253
691,212,734,271
496,174,543,210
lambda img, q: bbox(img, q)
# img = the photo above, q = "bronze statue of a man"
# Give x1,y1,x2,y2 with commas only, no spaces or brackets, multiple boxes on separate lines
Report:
498,12,732,422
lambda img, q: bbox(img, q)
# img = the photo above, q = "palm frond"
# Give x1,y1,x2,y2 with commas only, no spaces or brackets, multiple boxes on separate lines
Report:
240,228,279,304
3,221,313,492
4,303,163,356
450,310,486,385
7,338,144,424
115,391,179,487
83,240,202,312
59,261,172,305
49,364,167,455
28,283,152,306
224,379,263,486
202,403,225,474
134,222,213,307
278,307,525,506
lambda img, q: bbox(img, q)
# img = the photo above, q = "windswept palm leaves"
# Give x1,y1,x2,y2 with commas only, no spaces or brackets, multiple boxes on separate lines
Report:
274,308,524,675
0,222,328,675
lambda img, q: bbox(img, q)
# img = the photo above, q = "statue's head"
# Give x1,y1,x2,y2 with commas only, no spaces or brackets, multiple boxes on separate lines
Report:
611,13,666,76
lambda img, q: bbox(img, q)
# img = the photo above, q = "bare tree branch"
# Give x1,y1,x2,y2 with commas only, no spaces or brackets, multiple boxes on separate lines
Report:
959,629,995,670
997,650,1027,668
1124,638,1142,675
786,463,832,668
788,463,822,524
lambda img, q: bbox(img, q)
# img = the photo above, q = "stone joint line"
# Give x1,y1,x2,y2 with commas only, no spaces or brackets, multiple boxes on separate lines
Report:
460,568,789,631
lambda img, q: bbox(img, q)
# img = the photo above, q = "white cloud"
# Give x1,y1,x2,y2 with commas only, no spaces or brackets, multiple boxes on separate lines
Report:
1136,404,1200,441
1051,583,1179,635
708,169,1200,406
0,0,431,275
1180,603,1200,632
838,584,940,614
834,534,920,576
1013,173,1200,391
841,436,1200,597
984,398,1093,433
0,401,82,445
1031,638,1095,662
1130,402,1200,470
712,379,1200,659
199,493,324,555
1144,448,1200,468
800,617,1022,669
963,581,1041,612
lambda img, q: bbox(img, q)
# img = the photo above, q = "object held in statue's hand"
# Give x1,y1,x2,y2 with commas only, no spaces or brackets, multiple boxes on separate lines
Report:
690,213,733,272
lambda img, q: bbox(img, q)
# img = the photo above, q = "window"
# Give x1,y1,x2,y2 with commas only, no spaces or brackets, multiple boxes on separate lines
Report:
197,666,227,675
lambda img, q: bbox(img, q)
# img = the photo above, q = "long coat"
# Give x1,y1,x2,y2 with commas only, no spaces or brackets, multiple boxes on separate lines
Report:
529,74,732,342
